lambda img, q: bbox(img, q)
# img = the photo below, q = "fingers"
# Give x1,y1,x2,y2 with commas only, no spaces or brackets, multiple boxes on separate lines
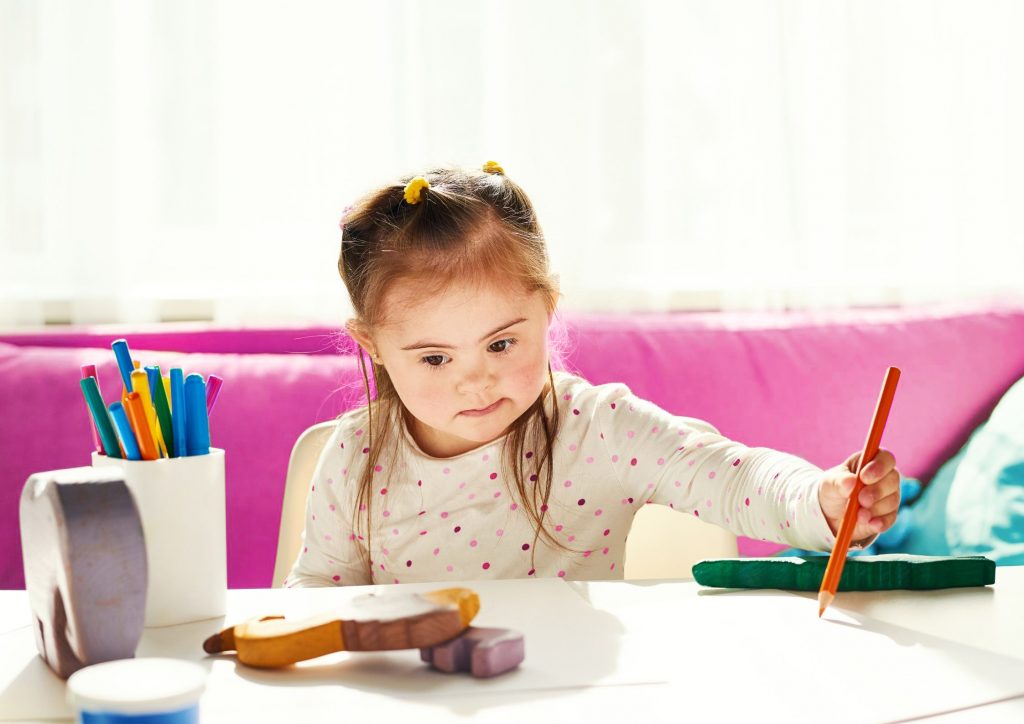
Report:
859,449,896,483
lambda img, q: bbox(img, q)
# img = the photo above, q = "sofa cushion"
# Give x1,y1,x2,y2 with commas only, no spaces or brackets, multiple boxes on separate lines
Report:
0,342,364,589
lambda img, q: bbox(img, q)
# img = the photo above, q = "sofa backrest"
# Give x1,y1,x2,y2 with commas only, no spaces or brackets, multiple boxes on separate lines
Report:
3,301,1023,587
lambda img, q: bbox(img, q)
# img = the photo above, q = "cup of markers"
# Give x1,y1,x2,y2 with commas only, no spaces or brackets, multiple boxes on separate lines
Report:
79,339,227,627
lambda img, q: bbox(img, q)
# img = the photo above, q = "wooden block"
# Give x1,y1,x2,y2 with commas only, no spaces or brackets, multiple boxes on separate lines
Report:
420,627,525,678
692,554,997,591
203,587,480,668
18,467,148,679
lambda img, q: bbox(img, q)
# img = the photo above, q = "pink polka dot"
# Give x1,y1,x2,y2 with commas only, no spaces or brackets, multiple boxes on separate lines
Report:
567,535,576,542
443,467,451,474
557,570,566,577
651,427,659,434
489,472,498,480
586,456,594,464
454,526,462,533
583,550,592,558
406,560,412,567
482,453,490,462
380,488,388,495
657,458,665,466
446,564,454,572
745,497,751,506
540,503,548,512
674,480,681,487
610,563,616,571
529,474,538,482
525,451,534,459
324,534,332,541
510,503,518,511
493,491,502,498
688,459,696,466
374,464,382,473
594,509,603,516
382,510,390,517
630,457,638,466
468,494,476,500
392,528,399,535
355,429,364,436
708,471,716,479
610,402,616,409
563,393,571,400
602,547,609,554
573,409,580,416
326,478,333,485
328,504,336,512
693,510,699,517
482,562,491,570
577,498,586,506
611,455,619,463
733,458,741,466
470,539,478,547
419,530,428,536
528,568,536,576
441,511,449,518
496,529,504,537
433,547,440,555
564,479,573,488
359,503,366,512
569,443,577,452
459,482,466,489
522,543,530,550
555,524,564,532
362,447,369,454
603,528,610,536
706,499,713,507
332,575,340,582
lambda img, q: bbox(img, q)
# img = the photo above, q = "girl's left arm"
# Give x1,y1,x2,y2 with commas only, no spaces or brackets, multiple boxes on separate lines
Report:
591,388,842,551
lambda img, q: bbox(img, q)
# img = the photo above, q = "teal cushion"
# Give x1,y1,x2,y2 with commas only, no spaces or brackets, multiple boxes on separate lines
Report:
943,376,1024,564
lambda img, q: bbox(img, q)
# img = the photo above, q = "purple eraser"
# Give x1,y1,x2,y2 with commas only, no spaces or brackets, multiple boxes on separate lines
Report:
420,627,524,678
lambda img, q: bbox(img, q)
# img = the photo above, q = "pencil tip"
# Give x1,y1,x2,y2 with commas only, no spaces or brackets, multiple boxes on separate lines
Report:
817,591,834,617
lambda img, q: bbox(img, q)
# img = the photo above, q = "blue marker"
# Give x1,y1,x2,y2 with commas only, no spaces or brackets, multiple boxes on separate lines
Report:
108,401,141,460
111,339,135,392
183,373,210,456
170,368,188,458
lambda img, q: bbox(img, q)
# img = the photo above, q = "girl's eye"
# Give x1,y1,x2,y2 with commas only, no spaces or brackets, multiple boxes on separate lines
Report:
488,338,518,354
420,354,450,368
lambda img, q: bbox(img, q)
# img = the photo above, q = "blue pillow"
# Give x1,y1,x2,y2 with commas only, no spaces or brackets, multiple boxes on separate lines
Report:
941,376,1024,564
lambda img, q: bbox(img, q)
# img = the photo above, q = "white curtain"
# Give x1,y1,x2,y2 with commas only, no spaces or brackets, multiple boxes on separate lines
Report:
2,0,1023,326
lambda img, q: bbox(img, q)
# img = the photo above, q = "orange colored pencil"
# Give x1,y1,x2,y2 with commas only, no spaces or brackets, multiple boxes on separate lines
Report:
124,391,160,461
818,366,901,617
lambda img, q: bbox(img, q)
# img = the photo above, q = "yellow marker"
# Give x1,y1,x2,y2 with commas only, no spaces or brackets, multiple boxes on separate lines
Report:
121,360,142,406
131,369,166,457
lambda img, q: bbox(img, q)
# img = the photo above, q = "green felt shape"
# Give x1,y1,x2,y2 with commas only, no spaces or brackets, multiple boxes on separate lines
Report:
692,554,995,591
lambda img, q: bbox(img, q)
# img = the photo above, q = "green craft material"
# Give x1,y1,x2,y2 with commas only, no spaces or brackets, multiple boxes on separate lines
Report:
691,554,996,591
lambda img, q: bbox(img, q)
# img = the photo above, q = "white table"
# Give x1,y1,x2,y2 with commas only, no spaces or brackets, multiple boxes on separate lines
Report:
3,568,1024,723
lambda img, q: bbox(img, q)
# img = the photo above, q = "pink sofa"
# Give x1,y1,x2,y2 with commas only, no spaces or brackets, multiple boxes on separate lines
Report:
4,302,1024,589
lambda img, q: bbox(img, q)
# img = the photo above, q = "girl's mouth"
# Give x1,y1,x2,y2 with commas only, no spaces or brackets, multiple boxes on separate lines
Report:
459,399,504,417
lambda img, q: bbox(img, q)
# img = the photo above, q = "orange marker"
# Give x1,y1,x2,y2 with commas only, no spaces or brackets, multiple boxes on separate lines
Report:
124,392,160,461
818,366,901,617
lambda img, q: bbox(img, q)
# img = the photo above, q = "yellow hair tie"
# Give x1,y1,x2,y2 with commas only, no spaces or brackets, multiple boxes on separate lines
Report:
482,160,504,175
404,177,430,205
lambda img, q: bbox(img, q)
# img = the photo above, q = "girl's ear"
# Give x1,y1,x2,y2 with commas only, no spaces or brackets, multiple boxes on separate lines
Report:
345,319,376,356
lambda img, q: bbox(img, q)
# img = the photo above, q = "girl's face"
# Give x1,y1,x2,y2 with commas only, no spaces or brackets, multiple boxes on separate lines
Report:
359,279,553,458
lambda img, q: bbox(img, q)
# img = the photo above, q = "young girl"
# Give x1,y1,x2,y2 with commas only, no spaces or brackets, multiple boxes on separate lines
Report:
285,162,901,587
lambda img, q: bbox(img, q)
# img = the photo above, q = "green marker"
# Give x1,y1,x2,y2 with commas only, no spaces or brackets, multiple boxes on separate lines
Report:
145,365,175,457
79,377,122,458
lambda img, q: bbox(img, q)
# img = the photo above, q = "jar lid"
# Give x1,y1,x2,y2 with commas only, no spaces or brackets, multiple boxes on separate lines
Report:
67,658,207,715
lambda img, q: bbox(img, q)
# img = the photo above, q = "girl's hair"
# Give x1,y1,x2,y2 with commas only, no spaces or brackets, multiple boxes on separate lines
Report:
338,164,565,574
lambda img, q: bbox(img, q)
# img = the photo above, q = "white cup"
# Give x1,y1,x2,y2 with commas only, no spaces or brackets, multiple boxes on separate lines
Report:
92,449,226,627
67,657,207,723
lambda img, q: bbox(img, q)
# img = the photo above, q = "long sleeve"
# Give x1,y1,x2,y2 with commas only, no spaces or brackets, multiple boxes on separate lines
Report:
284,414,372,587
588,383,838,551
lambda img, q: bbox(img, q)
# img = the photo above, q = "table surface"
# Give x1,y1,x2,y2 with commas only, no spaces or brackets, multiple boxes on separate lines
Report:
3,567,1024,723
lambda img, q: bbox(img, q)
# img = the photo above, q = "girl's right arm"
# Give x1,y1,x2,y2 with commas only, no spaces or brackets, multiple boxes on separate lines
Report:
283,417,372,587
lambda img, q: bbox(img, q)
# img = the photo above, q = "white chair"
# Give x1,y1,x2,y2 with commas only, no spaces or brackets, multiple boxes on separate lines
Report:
272,423,738,587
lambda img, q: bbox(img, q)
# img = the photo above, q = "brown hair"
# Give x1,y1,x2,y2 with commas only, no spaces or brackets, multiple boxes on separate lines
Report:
338,165,566,574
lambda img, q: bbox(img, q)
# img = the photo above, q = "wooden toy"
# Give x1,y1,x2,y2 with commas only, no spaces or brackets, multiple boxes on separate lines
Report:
203,587,480,668
692,554,996,591
420,626,525,678
19,467,148,679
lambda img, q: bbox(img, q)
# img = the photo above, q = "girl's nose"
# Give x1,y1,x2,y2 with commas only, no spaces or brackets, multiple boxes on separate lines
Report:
456,359,496,395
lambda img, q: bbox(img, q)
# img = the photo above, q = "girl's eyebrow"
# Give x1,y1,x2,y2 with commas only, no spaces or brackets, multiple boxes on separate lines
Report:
400,318,527,351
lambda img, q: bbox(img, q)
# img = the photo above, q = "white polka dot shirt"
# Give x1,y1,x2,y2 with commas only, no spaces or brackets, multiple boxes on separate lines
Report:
285,373,837,587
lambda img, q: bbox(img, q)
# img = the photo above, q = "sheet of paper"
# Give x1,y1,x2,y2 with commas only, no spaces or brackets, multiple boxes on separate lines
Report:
574,580,1024,723
0,578,661,722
